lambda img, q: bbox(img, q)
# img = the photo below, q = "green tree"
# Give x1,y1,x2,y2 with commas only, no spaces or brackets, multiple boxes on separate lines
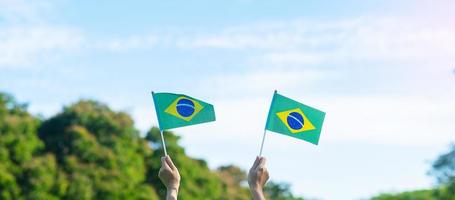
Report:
38,100,159,200
0,93,59,200
370,190,435,200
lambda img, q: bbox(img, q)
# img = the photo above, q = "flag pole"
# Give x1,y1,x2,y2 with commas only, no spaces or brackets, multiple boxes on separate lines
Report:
160,129,168,156
152,91,168,156
259,90,277,157
259,129,267,157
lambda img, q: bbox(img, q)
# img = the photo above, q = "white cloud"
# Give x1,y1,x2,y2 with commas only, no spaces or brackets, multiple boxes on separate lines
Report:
197,69,334,98
321,96,455,146
175,16,455,67
177,33,304,49
102,35,159,52
0,0,83,68
262,52,329,65
0,26,83,67
0,0,56,24
174,19,363,50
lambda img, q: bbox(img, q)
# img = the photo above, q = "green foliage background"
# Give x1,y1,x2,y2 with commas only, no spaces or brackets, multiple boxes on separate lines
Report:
0,92,305,200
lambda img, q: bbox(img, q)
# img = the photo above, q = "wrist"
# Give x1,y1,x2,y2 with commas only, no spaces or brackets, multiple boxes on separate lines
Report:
249,183,263,191
166,187,179,200
168,184,179,191
249,186,265,200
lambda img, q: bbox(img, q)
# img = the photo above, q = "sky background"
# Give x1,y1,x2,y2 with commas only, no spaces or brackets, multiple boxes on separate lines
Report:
1,0,455,199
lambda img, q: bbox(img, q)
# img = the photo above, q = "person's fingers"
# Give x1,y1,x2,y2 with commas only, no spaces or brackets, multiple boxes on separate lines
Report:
158,167,165,177
252,156,260,169
161,157,172,171
257,157,267,170
161,165,172,174
161,157,167,166
258,167,266,172
165,156,177,171
259,157,266,164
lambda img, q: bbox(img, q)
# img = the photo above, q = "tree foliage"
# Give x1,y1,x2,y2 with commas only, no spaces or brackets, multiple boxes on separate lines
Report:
38,100,159,200
0,93,55,200
370,190,435,200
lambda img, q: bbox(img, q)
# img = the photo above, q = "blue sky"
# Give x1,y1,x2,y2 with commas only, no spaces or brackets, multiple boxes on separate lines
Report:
1,0,455,199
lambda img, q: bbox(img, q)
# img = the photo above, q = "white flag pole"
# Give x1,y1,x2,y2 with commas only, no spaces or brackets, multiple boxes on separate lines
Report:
152,91,168,156
160,129,168,156
259,129,267,157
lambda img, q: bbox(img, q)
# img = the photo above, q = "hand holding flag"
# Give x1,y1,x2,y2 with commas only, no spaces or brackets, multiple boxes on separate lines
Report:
159,155,180,200
248,156,269,200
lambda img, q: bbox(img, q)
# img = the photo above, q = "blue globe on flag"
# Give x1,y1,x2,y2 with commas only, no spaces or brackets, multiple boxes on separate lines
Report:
286,112,304,130
176,98,195,117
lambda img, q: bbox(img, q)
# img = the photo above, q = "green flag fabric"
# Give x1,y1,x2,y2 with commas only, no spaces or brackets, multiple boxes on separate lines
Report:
152,92,216,130
265,91,325,145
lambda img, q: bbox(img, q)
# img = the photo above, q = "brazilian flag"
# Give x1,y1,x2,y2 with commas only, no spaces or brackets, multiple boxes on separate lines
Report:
265,91,325,145
152,92,216,130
